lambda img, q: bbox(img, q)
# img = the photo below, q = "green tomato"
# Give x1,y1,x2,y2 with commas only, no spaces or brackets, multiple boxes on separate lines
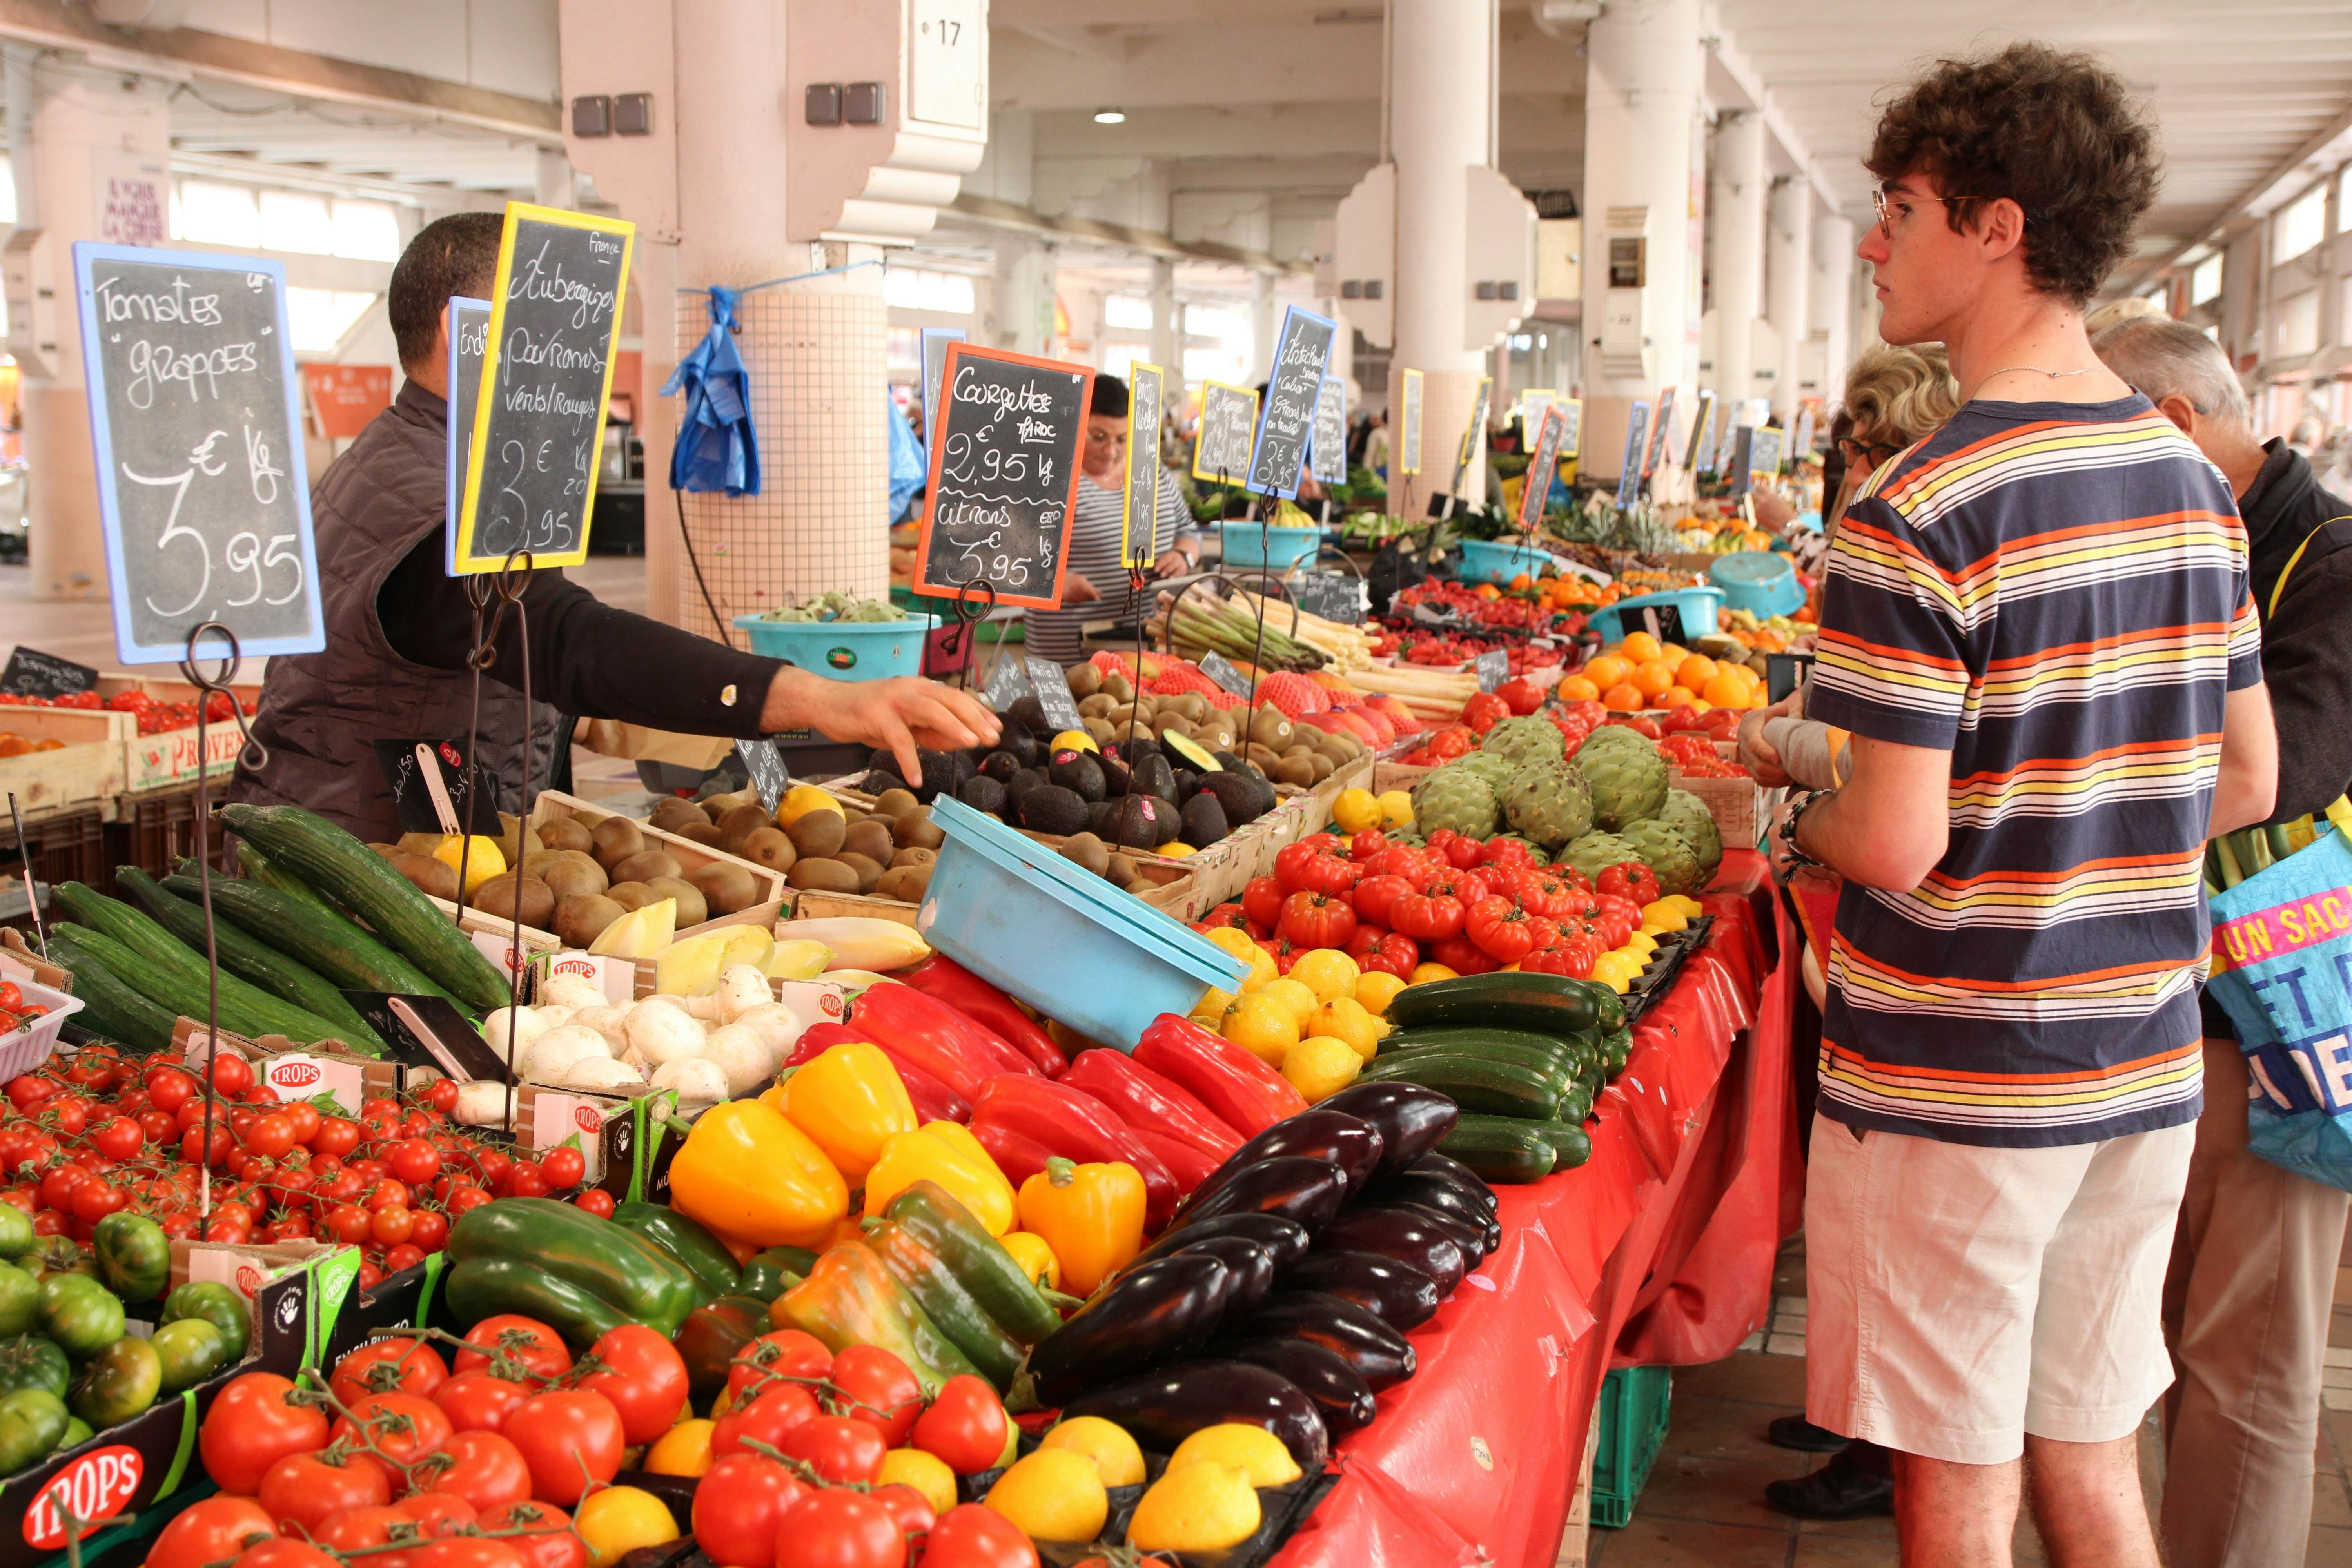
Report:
68,1337,159,1429
0,1388,67,1475
38,1276,123,1360
0,1336,70,1399
91,1214,168,1305
58,1414,92,1451
0,1262,36,1337
0,1203,31,1261
150,1318,228,1395
160,1282,249,1361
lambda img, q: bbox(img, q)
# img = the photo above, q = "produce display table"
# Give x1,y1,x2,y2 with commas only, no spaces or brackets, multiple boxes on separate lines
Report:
1271,851,1800,1568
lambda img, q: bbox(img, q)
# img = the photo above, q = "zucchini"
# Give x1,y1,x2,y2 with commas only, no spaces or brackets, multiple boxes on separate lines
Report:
1354,1052,1571,1120
43,931,179,1053
48,888,352,1045
219,804,508,1010
161,868,460,1008
118,869,388,1055
1528,1119,1594,1170
1434,1115,1556,1184
1383,972,1622,1036
1377,1029,1598,1073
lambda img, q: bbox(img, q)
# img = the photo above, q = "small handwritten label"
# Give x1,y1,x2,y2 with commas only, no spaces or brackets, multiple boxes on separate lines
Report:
1293,572,1363,625
1198,652,1253,698
1474,649,1510,693
736,738,791,814
0,647,99,699
1025,657,1085,733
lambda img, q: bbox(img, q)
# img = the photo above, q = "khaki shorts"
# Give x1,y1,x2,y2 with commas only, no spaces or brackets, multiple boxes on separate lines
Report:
1804,1112,2195,1465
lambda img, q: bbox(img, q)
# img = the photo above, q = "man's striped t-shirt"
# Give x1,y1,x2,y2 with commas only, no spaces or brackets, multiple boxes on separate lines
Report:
1807,394,2262,1148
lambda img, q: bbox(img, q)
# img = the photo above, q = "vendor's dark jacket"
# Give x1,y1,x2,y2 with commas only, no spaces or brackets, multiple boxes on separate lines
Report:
229,379,781,844
2239,439,2352,823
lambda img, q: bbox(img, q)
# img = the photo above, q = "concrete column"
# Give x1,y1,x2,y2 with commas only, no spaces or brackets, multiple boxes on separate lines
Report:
1708,111,1765,410
1766,176,1811,419
1249,271,1275,383
1811,213,1855,406
534,148,576,210
18,64,171,602
987,237,1053,356
1148,257,1177,377
1579,0,1703,406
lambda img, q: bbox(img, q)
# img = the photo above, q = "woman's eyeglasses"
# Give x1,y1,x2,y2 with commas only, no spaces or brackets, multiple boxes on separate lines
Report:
1837,436,1903,468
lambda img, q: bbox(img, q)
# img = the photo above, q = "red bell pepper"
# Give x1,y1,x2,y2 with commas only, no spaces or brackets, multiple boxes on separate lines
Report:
970,1119,1054,1187
785,1021,969,1123
969,1076,1178,1231
1132,1127,1220,1194
1132,1013,1307,1137
782,1020,863,1069
1059,1049,1243,1160
898,955,1069,1077
846,982,1038,1101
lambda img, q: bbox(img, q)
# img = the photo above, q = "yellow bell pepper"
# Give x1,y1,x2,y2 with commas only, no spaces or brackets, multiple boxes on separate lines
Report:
1016,1157,1145,1295
667,1098,847,1250
864,1121,1016,1236
780,1042,917,1181
997,1231,1061,1292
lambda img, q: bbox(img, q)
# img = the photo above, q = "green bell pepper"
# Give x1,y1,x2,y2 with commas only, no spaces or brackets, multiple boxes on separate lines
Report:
862,1221,1023,1390
611,1201,742,1304
886,1180,1063,1345
738,1247,819,1303
771,1240,981,1400
444,1258,630,1350
446,1198,697,1338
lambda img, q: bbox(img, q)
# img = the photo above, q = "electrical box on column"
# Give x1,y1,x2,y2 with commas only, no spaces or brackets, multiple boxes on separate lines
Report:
786,0,989,246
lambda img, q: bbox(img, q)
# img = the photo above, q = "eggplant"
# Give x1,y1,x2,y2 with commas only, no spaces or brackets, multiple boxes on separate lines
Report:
1283,1251,1441,1331
1362,1178,1503,1254
1162,1156,1348,1238
1025,1252,1231,1408
1062,1360,1328,1475
1181,1110,1385,1214
1313,1209,1467,1295
1127,1212,1312,1274
1225,1338,1377,1433
1407,1152,1501,1211
1318,1082,1460,1174
1368,1198,1493,1262
1220,1290,1416,1388
1175,1236,1276,1318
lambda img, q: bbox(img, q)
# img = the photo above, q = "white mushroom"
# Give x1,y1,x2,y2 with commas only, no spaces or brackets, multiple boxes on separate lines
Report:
650,1055,728,1104
713,964,775,1025
539,973,610,1011
483,1006,549,1062
569,1005,631,1046
521,1024,612,1085
731,1002,808,1072
563,1056,648,1092
454,1080,515,1127
623,998,708,1067
698,1024,773,1098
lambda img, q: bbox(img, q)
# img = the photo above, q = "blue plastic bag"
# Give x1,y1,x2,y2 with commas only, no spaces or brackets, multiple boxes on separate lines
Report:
662,285,760,497
2206,815,2352,1189
887,391,926,523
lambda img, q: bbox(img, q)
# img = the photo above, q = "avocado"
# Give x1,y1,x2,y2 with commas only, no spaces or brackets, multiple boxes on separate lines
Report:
865,748,904,779
1180,792,1229,848
1172,768,1200,803
1198,770,1265,825
1004,766,1043,801
1102,795,1165,850
1130,751,1178,802
958,775,1009,818
1122,733,1163,762
1087,797,1118,834
1007,696,1049,737
1014,783,1089,836
1000,720,1040,770
1096,750,1134,797
1049,749,1106,802
1145,794,1183,846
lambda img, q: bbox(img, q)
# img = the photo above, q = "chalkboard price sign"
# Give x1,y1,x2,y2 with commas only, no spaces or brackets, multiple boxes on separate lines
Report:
915,343,1093,610
1644,387,1677,476
982,653,1030,712
1192,380,1258,485
1294,572,1363,625
1245,305,1338,499
371,738,502,837
1398,368,1423,475
1198,651,1253,699
1122,361,1165,569
1615,399,1651,510
0,648,99,699
73,243,325,666
454,202,635,574
443,295,490,574
1517,405,1569,532
1448,375,1494,498
1686,391,1719,475
1555,397,1583,459
1023,657,1086,733
1308,374,1347,487
1474,649,1510,693
735,739,791,814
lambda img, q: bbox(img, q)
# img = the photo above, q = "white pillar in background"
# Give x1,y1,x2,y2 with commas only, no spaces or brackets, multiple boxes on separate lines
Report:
1148,258,1177,379
1811,213,1856,407
1579,0,1704,405
1249,271,1276,384
535,147,576,209
1709,111,1765,412
1766,176,1811,420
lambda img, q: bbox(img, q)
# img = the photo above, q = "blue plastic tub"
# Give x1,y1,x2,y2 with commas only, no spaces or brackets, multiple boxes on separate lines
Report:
1708,552,1805,618
917,796,1250,1049
1219,522,1322,572
1586,586,1726,643
731,613,940,681
1454,538,1559,585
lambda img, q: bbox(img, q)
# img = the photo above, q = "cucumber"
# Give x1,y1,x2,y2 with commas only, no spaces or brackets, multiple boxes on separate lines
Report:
162,867,460,1008
219,804,508,1010
1377,1027,1599,1070
118,868,388,1055
1354,1051,1570,1120
1528,1119,1594,1170
47,908,349,1047
1383,971,1622,1036
43,931,179,1053
1434,1115,1556,1184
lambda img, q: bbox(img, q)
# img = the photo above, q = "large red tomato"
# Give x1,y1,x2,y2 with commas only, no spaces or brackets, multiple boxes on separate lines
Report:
432,1370,530,1434
726,1330,833,1407
711,1382,820,1459
230,1541,342,1568
257,1451,392,1534
693,1454,809,1568
309,1507,419,1568
454,1314,572,1380
145,1498,278,1568
199,1372,331,1495
501,1389,624,1505
910,1375,1009,1475
771,1490,904,1568
775,1414,887,1485
475,1503,585,1568
422,1429,533,1512
408,1541,526,1568
331,1338,450,1406
825,1345,923,1448
577,1324,689,1445
916,1504,1039,1568
331,1392,454,1470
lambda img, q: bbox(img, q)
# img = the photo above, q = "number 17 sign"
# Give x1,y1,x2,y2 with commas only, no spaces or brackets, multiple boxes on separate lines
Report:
74,241,324,664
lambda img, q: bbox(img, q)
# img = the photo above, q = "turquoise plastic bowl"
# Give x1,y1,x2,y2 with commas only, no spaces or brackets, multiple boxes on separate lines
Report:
1586,587,1726,643
1709,552,1805,618
732,613,939,681
1455,539,1555,584
1219,522,1322,572
916,796,1249,1049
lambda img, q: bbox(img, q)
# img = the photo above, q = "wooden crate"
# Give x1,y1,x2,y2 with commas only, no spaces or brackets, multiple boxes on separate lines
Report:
526,790,789,923
1671,770,1777,847
114,677,267,792
0,708,132,817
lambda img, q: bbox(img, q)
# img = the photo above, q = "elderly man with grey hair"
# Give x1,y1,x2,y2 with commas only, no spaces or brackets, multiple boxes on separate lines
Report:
2095,312,2352,1568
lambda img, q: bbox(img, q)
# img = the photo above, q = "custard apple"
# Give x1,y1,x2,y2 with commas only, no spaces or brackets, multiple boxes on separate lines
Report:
1617,817,1703,897
1562,831,1645,884
1500,762,1594,849
1481,715,1567,771
1659,789,1723,883
1580,737,1668,830
1414,766,1501,840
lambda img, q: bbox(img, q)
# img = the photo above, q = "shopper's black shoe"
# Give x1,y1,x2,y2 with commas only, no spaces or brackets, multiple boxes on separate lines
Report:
1765,1413,1849,1453
1763,1446,1895,1520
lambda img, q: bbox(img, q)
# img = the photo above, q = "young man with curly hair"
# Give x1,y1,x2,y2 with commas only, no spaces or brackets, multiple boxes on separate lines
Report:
1772,42,2280,1564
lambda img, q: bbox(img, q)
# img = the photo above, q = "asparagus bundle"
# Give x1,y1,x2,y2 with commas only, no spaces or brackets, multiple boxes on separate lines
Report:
1234,591,1380,671
1168,593,1328,671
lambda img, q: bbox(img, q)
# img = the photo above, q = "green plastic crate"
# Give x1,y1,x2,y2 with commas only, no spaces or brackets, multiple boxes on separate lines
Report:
891,583,1024,642
1590,1365,1671,1528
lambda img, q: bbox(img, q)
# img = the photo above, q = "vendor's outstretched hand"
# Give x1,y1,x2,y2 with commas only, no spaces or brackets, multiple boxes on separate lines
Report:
1736,690,1801,788
761,667,1001,787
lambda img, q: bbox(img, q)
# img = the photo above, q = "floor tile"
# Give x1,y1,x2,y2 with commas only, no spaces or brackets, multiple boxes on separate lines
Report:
1674,1353,1809,1407
2311,1524,2352,1566
1797,1501,1900,1542
1736,1331,1763,1354
1655,1396,1811,1470
2332,1307,2352,1350
1788,1535,1902,1566
1588,1515,1793,1567
1635,1451,1807,1532
1765,1333,1807,1357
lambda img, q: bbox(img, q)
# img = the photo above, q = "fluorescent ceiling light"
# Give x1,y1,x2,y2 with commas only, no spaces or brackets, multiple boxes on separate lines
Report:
1093,108,1126,124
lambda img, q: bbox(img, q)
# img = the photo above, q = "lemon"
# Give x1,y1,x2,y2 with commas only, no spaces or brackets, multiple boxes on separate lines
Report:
431,835,505,898
1591,952,1642,993
1204,929,1278,993
1160,842,1197,858
574,1487,677,1568
1307,997,1381,1061
644,1417,714,1476
1375,789,1415,829
1623,931,1658,957
1050,728,1100,754
1041,1415,1146,1487
1354,970,1408,1017
983,1448,1109,1543
1289,948,1361,1004
1663,894,1705,917
1256,976,1320,1029
1640,900,1689,932
998,1231,1060,1291
880,1447,958,1515
1169,1423,1304,1488
1222,993,1301,1066
1410,961,1459,985
1331,786,1383,835
775,782,844,827
1128,1461,1263,1553
1283,1036,1362,1102
1192,985,1238,1024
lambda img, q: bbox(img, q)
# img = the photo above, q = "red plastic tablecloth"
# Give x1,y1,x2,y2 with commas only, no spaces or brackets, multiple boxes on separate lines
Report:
1271,852,1800,1568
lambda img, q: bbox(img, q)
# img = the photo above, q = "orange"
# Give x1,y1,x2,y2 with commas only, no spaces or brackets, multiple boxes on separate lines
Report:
1619,631,1662,664
1475,583,1501,600
1659,643,1687,663
1601,682,1644,712
1583,654,1630,690
1630,661,1677,699
1700,672,1750,707
1660,686,1698,709
1727,661,1762,691
1558,675,1601,702
1675,655,1719,690
1688,699,1714,714
1508,573,1532,592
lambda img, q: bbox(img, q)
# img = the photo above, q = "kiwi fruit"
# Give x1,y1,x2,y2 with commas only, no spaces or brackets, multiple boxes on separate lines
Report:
787,858,861,893
542,858,608,903
644,875,709,929
873,787,922,819
717,803,771,851
739,826,797,873
521,849,570,880
786,811,847,859
897,813,944,851
1305,752,1336,782
835,818,889,866
394,831,444,859
875,863,932,903
959,776,1009,817
1077,693,1118,719
539,817,594,855
1272,754,1317,787
835,851,885,893
889,846,938,871
604,881,655,912
1105,852,1142,889
1083,718,1116,747
553,893,625,948
470,873,555,931
495,813,544,869
688,862,760,916
1058,831,1112,877
1067,662,1103,699
700,788,758,818
367,842,399,858
675,822,728,848
1102,673,1134,703
649,797,709,835
590,817,645,870
389,853,459,901
610,849,683,885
